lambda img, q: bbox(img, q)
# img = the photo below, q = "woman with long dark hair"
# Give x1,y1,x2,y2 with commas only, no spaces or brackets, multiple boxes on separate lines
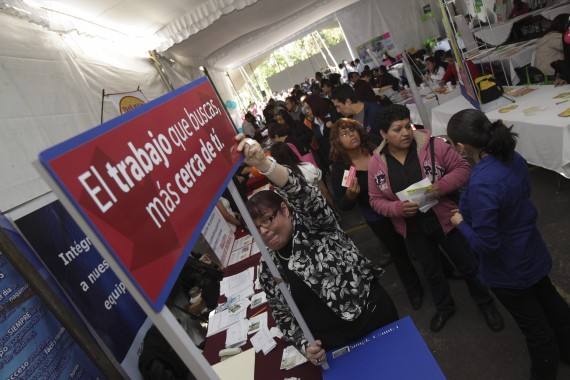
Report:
274,108,313,153
369,104,504,333
448,110,570,380
270,141,337,217
303,94,337,172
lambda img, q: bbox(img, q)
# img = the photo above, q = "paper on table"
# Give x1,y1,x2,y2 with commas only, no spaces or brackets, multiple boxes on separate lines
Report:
523,106,548,116
232,235,253,251
227,284,254,300
212,348,255,380
206,307,248,337
553,92,570,99
280,346,308,370
228,298,251,315
220,267,254,296
395,177,438,213
250,291,267,309
250,325,276,354
225,319,249,348
270,326,284,339
228,244,252,266
248,311,268,335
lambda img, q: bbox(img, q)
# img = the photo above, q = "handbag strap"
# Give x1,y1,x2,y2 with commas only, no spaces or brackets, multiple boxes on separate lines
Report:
429,136,436,183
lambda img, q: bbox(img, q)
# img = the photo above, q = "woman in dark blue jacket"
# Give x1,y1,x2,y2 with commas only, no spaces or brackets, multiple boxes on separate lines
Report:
447,109,570,380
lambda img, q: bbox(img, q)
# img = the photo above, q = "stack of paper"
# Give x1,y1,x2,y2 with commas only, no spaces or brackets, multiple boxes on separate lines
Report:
232,235,253,251
209,267,259,338
247,312,268,335
225,319,249,348
206,307,248,337
220,267,255,297
250,325,276,355
227,298,251,315
250,292,267,309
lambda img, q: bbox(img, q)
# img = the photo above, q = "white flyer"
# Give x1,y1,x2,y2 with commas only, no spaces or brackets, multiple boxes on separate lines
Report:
395,177,438,213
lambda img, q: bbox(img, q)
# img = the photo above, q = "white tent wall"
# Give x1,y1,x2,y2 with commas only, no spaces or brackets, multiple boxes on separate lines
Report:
337,0,444,57
207,69,244,129
265,42,352,93
0,12,168,212
157,58,203,90
61,34,169,123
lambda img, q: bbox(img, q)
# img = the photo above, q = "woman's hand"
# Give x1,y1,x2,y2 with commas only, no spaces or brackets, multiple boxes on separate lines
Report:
424,183,441,199
402,201,419,217
235,134,271,171
554,77,567,87
306,340,326,366
450,209,464,227
346,178,360,200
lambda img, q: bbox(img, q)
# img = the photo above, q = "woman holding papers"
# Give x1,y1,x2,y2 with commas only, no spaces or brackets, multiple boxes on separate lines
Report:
236,134,399,365
368,104,504,333
329,118,424,310
447,109,570,380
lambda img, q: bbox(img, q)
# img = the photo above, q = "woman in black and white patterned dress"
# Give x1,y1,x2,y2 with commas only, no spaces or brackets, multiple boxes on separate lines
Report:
236,134,399,366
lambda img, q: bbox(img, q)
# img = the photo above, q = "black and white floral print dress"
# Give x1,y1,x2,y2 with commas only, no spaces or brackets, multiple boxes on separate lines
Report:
258,169,384,353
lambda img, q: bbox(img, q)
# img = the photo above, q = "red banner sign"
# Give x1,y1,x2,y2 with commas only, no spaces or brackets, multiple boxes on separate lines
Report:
39,77,241,310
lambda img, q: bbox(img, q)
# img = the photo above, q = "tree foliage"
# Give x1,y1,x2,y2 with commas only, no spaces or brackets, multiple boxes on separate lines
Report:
239,26,344,108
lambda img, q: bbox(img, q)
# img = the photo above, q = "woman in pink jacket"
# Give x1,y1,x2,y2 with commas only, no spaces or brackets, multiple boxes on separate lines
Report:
368,104,504,333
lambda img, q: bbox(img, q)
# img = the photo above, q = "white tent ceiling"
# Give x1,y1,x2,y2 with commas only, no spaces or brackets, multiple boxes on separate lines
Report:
3,0,359,71
0,0,448,212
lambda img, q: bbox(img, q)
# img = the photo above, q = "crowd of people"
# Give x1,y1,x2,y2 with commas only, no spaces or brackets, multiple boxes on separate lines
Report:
229,6,570,377
236,98,570,378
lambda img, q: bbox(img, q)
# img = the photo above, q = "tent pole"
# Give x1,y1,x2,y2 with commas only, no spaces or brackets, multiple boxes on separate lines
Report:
201,67,239,132
311,32,331,71
225,71,247,113
272,53,284,72
248,63,266,101
301,39,317,74
100,89,105,124
240,66,263,102
239,67,262,105
148,50,175,92
315,30,338,70
336,18,355,61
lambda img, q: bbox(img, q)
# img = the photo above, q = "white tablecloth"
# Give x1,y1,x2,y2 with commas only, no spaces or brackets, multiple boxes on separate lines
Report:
405,87,462,126
430,85,570,177
471,39,537,84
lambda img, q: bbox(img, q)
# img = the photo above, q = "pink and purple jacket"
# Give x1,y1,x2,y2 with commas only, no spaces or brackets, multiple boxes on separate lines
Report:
368,129,471,238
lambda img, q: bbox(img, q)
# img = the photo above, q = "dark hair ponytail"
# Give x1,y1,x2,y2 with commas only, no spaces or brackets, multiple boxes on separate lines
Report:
447,109,518,162
269,142,302,176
